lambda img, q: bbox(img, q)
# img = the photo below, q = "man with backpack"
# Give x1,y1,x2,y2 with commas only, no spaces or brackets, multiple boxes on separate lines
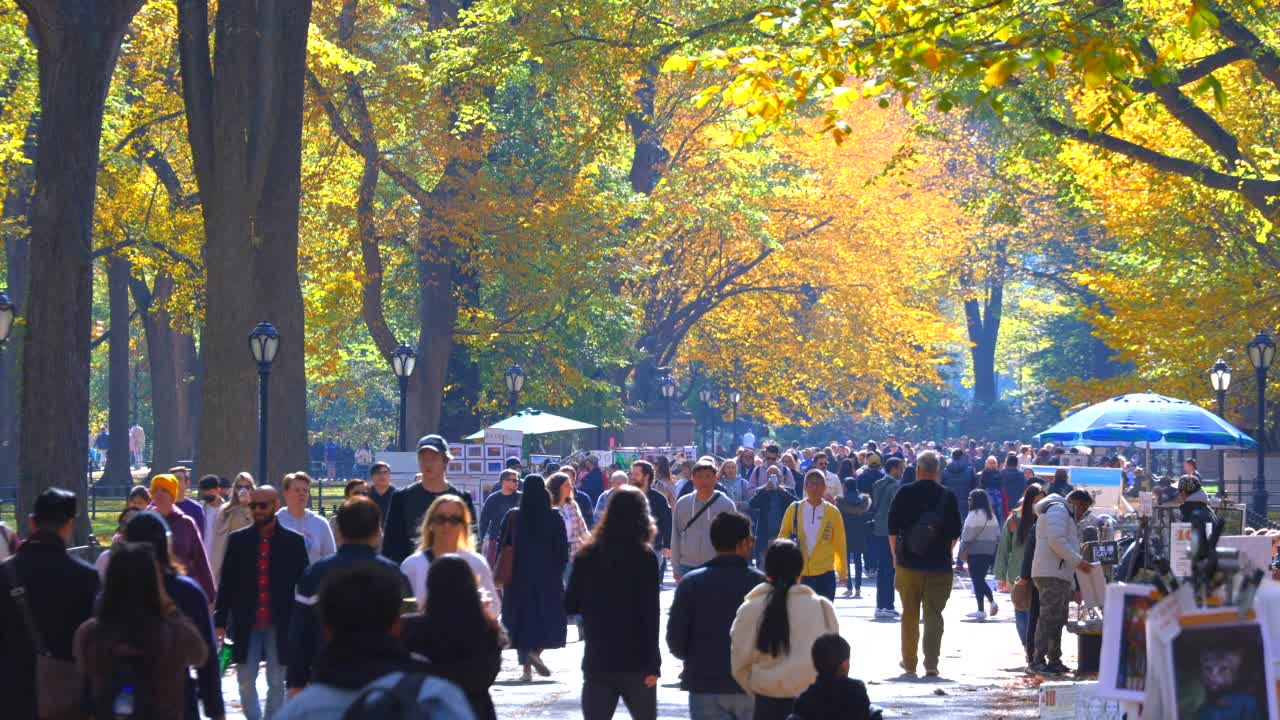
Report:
887,450,963,677
274,563,473,720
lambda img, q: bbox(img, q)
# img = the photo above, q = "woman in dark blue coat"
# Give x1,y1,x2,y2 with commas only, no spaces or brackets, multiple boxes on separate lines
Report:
500,474,569,682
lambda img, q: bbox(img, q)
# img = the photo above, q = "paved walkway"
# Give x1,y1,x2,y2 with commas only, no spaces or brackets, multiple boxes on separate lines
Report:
224,567,1062,718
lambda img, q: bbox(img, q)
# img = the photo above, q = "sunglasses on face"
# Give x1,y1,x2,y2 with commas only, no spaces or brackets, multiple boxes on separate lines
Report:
235,484,253,491
431,515,466,526
350,490,370,497
249,501,272,510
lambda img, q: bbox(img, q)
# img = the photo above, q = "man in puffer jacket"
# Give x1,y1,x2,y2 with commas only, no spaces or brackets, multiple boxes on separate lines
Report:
941,450,975,519
1029,490,1093,675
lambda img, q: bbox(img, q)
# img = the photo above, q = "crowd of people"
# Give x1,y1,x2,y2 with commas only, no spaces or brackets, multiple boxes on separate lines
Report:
0,427,1224,720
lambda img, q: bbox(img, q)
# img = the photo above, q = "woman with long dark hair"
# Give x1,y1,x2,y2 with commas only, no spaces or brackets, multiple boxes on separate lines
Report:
403,555,506,720
74,542,208,720
1015,483,1046,667
500,474,569,682
959,489,1000,619
565,485,661,720
730,540,839,720
124,510,226,720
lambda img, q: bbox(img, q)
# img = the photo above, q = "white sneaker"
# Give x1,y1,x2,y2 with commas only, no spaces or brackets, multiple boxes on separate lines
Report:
967,610,988,620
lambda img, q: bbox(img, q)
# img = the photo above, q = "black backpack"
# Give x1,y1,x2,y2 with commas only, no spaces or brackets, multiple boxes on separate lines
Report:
904,485,948,558
341,672,444,720
94,643,156,720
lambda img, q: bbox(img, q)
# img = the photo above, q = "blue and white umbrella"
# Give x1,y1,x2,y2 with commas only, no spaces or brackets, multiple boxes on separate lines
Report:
1035,392,1256,450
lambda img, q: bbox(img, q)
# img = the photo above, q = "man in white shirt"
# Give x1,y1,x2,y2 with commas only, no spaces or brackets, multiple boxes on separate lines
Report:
593,470,630,523
276,472,336,564
197,474,224,556
812,451,842,502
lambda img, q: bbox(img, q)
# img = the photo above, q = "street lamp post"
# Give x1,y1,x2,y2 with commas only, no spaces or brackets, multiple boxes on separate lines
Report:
730,389,741,447
505,364,525,414
1248,331,1275,517
661,372,677,447
698,386,712,452
392,343,417,452
940,396,951,444
248,322,280,485
1210,358,1231,500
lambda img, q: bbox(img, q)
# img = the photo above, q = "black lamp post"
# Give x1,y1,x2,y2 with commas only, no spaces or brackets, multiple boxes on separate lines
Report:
249,322,280,485
698,386,712,452
730,388,741,446
392,343,417,451
661,371,677,447
1210,358,1231,500
940,396,951,444
1248,331,1275,517
505,364,525,414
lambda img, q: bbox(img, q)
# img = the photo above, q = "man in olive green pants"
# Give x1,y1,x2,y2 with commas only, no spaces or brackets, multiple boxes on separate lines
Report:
886,451,963,676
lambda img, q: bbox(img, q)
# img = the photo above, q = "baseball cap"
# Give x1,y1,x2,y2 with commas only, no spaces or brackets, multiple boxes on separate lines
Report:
417,435,450,457
506,456,522,469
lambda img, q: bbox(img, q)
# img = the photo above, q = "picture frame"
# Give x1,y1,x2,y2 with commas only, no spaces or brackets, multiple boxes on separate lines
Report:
447,461,464,475
466,460,485,474
1162,613,1277,720
485,444,503,459
448,444,465,460
1098,583,1159,702
465,444,484,459
485,460,504,474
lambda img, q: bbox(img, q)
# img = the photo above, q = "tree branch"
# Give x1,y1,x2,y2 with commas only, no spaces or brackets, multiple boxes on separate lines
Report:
1129,47,1247,93
175,0,216,191
1206,1,1280,92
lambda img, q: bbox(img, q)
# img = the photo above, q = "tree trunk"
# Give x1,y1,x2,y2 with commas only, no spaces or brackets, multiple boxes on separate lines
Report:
101,256,133,488
130,275,181,475
964,280,1004,407
179,0,313,484
177,332,201,462
0,117,34,494
407,212,457,437
15,0,145,539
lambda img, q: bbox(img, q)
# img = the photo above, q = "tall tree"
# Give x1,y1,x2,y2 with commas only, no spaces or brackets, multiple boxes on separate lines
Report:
14,0,146,534
100,255,133,488
177,0,312,482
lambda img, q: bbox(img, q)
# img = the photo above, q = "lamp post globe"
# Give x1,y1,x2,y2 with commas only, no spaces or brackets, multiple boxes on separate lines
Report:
1247,331,1275,517
940,396,951,442
698,387,712,451
505,364,525,413
392,343,417,451
1210,358,1231,498
660,373,676,446
248,321,280,486
729,388,741,444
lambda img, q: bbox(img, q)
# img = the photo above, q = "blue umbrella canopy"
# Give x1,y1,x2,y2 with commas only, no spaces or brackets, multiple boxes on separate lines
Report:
1034,392,1256,450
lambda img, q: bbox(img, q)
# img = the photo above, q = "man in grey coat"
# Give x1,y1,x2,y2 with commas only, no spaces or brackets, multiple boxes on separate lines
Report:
671,459,738,581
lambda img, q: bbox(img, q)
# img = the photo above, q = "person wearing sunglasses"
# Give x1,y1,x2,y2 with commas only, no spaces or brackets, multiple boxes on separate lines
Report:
215,486,309,720
211,472,257,582
400,494,500,618
329,479,371,546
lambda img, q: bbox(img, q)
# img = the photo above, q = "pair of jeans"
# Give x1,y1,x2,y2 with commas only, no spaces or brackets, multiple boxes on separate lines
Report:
874,537,896,610
1026,584,1041,663
752,694,795,720
1033,577,1071,664
845,549,863,593
582,671,656,720
895,567,953,673
967,554,995,612
689,692,754,720
236,627,285,720
801,571,837,601
1014,609,1030,646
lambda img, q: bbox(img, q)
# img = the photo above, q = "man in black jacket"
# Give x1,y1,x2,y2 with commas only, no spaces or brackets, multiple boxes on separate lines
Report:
215,485,309,720
631,460,672,581
287,497,409,692
383,434,476,564
478,469,521,563
0,488,100,720
667,511,763,719
941,448,976,519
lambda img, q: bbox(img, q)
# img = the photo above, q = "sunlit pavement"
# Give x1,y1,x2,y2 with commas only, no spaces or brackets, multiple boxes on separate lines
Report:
222,567,1058,718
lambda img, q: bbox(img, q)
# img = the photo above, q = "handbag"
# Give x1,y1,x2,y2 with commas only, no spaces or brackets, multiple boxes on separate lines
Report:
3,559,86,720
1011,577,1032,611
493,511,519,587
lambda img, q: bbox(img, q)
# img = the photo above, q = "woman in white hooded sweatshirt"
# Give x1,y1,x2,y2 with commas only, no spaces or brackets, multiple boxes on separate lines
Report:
730,539,840,720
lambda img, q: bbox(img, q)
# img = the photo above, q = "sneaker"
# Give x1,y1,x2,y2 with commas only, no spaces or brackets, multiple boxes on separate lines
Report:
875,608,895,619
888,609,900,616
520,665,533,682
1043,662,1071,675
842,588,855,598
528,651,551,677
925,669,940,677
989,602,999,617
853,591,862,599
1026,662,1047,675
966,610,987,620
899,660,917,676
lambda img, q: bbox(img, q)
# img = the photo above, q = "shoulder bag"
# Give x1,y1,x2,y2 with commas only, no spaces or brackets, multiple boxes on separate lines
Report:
3,558,86,720
1011,577,1032,612
682,491,725,533
493,511,519,587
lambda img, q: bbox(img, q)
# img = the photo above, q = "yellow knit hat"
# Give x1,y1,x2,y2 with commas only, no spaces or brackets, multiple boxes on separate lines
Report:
150,474,180,501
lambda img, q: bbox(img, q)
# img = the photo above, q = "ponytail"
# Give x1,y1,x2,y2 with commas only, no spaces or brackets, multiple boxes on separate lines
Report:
755,540,805,658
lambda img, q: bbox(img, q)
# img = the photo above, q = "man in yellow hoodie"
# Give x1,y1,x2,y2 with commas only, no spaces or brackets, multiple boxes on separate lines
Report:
778,469,849,601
